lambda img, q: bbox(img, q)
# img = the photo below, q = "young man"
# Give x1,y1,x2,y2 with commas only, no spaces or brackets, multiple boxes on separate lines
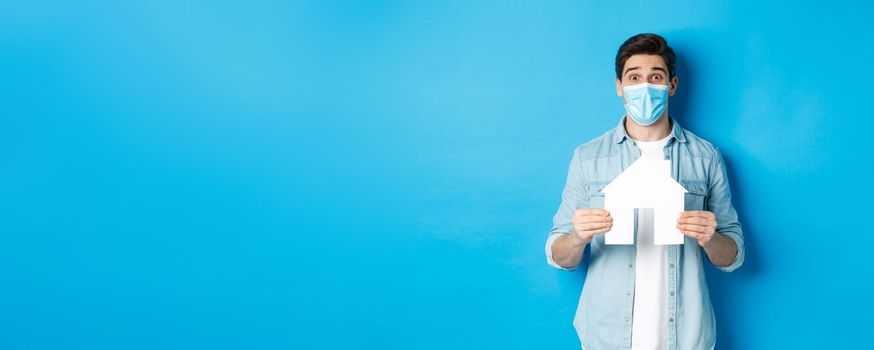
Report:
545,33,745,350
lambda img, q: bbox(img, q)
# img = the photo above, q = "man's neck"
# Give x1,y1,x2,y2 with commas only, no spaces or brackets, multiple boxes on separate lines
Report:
624,112,672,142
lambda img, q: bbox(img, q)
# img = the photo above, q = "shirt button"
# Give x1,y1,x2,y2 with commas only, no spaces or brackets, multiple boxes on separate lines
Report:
669,318,674,323
669,263,675,268
670,291,675,296
628,264,633,268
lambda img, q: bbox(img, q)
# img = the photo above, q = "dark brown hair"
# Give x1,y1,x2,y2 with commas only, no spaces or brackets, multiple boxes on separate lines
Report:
615,33,676,80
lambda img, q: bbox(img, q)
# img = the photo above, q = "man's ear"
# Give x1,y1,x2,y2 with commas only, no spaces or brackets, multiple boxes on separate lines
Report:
669,75,679,96
616,78,623,97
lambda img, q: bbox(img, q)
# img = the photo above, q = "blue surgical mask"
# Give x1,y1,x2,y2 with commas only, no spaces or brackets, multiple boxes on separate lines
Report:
621,82,669,126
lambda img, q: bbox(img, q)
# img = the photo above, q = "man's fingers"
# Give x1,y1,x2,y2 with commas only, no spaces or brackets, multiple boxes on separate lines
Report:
574,221,613,236
571,207,614,241
591,226,611,235
578,222,612,231
680,210,715,219
573,215,613,224
576,225,612,236
678,229,699,239
677,216,711,226
676,223,714,235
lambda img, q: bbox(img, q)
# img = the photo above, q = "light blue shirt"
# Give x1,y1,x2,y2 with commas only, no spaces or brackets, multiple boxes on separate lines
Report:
545,116,745,350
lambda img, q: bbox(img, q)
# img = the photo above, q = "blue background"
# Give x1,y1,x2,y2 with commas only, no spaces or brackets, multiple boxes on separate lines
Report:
1,1,871,349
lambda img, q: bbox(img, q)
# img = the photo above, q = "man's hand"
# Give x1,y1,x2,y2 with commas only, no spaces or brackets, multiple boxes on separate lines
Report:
571,209,613,246
676,210,719,247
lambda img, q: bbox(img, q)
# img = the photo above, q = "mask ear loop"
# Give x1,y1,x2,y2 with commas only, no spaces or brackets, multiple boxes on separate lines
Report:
620,83,634,113
620,83,628,106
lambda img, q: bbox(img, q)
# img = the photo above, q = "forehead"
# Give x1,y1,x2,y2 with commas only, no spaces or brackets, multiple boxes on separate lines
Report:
623,54,667,73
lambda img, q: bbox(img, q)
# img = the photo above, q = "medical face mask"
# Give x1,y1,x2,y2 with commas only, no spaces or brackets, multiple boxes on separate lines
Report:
621,82,669,126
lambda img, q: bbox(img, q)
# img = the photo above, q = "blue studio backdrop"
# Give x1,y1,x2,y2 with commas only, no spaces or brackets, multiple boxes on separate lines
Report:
1,1,871,349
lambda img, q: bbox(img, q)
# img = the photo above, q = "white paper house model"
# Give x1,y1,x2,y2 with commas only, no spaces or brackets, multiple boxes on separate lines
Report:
601,156,688,245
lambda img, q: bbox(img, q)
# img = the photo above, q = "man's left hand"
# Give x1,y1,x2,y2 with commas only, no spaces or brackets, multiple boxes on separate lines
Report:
677,211,719,247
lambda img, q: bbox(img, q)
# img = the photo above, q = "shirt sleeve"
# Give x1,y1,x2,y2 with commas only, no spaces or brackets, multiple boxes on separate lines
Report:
545,147,589,271
706,148,745,273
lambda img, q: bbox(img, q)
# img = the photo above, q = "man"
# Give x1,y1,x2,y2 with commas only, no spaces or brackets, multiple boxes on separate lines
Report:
545,33,745,350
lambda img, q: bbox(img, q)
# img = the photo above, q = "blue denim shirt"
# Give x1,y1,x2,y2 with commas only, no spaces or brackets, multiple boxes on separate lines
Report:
545,116,745,350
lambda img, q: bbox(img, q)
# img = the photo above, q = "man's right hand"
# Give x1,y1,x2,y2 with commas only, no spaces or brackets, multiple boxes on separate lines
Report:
571,208,613,246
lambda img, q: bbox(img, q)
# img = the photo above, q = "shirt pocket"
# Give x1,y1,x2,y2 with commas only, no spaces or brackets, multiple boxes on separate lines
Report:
585,181,610,209
680,180,709,211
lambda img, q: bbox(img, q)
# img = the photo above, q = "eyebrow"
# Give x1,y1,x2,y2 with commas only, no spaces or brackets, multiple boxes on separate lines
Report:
624,66,669,75
623,66,641,75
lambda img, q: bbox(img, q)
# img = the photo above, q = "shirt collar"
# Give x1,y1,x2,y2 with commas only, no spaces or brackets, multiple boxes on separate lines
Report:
613,115,687,144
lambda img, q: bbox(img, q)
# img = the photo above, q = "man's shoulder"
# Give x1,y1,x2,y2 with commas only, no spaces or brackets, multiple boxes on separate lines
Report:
680,128,722,160
573,128,620,162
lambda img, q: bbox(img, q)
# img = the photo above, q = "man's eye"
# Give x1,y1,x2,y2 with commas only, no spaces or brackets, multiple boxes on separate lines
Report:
629,76,638,80
652,75,662,80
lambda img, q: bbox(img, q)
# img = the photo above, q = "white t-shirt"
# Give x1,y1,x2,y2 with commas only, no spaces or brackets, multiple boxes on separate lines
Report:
630,135,671,350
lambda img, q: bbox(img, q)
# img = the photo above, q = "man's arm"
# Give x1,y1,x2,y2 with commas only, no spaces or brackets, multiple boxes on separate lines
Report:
677,210,738,267
677,149,745,272
545,148,588,271
703,231,738,267
549,209,612,269
545,147,614,270
551,233,587,269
